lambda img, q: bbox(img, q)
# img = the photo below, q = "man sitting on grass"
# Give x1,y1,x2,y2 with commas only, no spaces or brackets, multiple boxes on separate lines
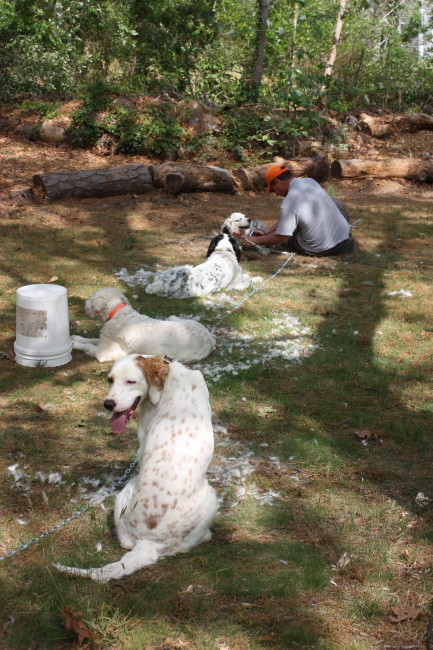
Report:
243,164,354,256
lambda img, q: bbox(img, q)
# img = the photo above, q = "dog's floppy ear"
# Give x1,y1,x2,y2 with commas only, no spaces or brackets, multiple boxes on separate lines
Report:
135,355,170,405
148,384,162,405
229,235,241,262
206,233,223,258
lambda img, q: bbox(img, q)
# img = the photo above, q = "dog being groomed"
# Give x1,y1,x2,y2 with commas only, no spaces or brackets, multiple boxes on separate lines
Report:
71,287,216,363
144,229,251,298
221,212,267,239
54,354,218,583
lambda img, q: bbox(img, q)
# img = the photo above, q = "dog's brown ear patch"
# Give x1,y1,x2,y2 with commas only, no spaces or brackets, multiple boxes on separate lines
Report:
135,356,169,391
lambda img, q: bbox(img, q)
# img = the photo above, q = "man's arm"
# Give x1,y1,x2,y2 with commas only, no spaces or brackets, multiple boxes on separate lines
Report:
243,231,290,247
263,223,278,235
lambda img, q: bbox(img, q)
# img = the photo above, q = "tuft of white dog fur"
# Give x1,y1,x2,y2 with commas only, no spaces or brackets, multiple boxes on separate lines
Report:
71,287,216,363
54,354,217,583
144,230,251,299
222,212,267,238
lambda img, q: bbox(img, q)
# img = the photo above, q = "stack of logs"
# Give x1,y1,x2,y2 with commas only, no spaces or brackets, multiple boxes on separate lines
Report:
32,156,330,200
29,112,433,199
333,112,433,182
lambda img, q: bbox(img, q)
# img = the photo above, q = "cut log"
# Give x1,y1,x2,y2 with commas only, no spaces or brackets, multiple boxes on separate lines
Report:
9,188,36,204
359,113,433,138
32,164,153,199
331,158,433,180
233,155,329,191
150,162,236,194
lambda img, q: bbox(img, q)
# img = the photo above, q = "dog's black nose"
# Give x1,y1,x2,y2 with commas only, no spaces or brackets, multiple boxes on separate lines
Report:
103,399,116,411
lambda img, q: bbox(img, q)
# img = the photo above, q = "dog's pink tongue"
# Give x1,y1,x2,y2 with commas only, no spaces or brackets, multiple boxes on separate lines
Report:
110,411,129,435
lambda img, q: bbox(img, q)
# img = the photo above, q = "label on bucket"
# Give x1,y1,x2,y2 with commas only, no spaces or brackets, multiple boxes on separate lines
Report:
16,306,48,338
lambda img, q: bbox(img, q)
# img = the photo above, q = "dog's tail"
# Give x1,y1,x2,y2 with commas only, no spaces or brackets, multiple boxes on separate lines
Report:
54,539,162,584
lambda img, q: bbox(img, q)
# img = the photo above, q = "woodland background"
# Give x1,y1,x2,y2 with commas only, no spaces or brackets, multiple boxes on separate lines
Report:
0,0,432,162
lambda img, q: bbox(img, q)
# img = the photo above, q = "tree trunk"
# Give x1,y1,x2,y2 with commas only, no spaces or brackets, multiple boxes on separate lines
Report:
323,0,347,78
288,3,299,69
32,164,152,199
233,155,330,191
150,162,236,194
359,113,433,138
252,0,271,86
331,158,433,180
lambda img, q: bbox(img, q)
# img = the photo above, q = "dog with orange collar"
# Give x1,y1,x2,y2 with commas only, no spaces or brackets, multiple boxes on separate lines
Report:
71,287,216,363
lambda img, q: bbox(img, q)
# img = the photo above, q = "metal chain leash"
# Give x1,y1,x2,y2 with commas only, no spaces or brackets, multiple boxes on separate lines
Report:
1,253,295,563
0,457,138,562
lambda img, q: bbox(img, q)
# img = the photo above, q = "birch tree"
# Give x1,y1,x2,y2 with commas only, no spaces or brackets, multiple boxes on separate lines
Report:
324,0,347,78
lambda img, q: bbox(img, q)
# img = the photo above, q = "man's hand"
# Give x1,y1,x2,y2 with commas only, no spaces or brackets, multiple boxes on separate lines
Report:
241,236,254,248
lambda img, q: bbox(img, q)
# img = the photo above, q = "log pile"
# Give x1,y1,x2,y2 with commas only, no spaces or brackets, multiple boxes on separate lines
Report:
331,158,433,180
359,113,433,138
31,156,329,200
233,155,329,191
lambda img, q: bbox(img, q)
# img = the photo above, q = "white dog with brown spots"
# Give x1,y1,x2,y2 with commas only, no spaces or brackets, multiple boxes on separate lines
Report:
55,355,218,583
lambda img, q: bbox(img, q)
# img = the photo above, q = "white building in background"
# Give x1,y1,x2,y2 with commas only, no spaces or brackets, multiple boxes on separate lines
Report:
398,0,433,58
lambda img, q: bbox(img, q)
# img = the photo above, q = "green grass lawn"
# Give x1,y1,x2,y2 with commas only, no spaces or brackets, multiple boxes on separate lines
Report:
0,189,432,649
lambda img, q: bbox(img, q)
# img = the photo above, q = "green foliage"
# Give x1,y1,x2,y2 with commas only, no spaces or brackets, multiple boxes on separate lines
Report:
111,103,184,156
13,100,58,117
64,90,187,156
142,105,184,157
0,0,135,101
221,100,318,159
66,81,114,147
131,0,219,94
1,0,431,121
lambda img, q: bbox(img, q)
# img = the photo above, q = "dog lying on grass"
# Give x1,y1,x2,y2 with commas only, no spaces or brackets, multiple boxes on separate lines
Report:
71,287,216,363
55,354,218,583
144,229,251,298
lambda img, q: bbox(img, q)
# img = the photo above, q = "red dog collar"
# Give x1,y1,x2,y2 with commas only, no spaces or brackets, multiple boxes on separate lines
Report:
107,303,127,320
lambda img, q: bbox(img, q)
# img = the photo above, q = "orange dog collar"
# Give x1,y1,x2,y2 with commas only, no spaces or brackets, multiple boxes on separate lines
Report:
107,303,127,320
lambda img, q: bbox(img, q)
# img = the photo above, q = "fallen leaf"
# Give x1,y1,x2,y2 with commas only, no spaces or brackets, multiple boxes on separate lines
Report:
62,607,97,645
48,276,58,283
389,604,422,623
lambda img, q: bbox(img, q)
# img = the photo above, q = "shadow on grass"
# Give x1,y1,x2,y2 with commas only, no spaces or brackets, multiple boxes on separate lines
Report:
0,198,432,648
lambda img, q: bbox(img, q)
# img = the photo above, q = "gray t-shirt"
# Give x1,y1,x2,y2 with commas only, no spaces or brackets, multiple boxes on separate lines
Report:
276,177,350,253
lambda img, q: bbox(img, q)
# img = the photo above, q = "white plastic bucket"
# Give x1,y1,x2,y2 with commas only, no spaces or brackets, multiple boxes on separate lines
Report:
14,284,72,367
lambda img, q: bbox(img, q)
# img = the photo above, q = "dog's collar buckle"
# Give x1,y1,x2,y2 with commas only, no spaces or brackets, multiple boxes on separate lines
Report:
107,303,127,320
163,355,173,364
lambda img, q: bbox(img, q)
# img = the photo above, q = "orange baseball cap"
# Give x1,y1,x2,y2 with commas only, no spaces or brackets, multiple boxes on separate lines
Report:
265,164,290,192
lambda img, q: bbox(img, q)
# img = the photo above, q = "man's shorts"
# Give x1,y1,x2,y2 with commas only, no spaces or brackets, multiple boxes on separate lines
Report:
284,236,354,257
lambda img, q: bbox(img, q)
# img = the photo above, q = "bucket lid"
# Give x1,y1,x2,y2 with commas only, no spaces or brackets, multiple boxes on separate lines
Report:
17,284,67,299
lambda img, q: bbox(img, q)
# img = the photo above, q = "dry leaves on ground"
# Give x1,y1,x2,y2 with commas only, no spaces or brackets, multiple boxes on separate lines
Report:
62,607,97,645
389,604,422,623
